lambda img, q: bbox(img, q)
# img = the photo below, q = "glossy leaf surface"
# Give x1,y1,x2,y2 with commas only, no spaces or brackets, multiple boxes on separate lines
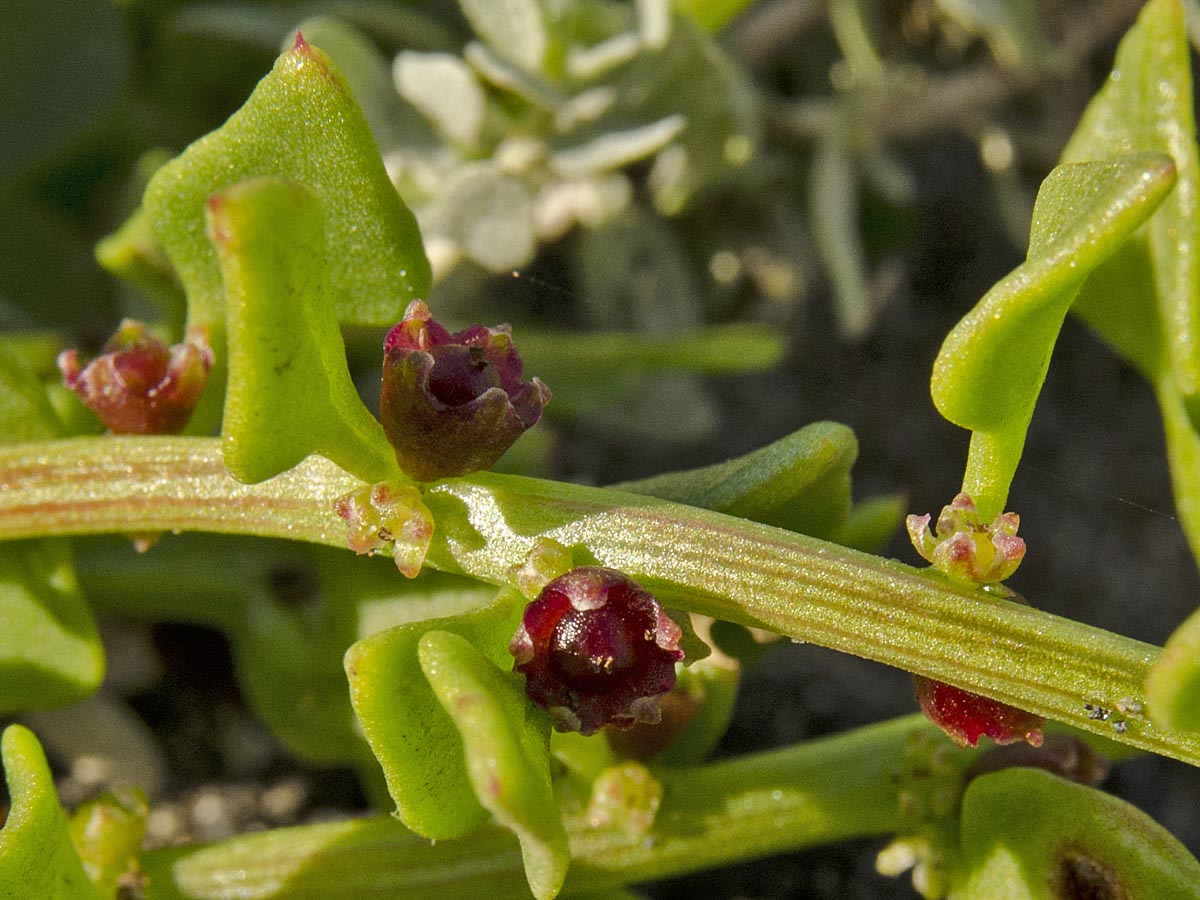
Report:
951,768,1200,899
0,726,104,900
144,35,429,332
420,630,568,900
345,589,521,839
207,176,397,483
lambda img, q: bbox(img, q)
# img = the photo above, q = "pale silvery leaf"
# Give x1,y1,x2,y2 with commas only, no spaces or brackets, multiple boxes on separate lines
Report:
394,51,486,148
421,164,536,272
458,0,547,74
636,0,672,49
549,115,686,177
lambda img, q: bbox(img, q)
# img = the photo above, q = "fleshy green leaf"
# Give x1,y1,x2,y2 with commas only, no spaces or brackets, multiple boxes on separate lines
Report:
419,630,569,900
613,421,857,538
289,16,420,155
67,788,148,898
1146,604,1200,731
1055,0,1200,564
0,540,103,716
235,560,493,767
830,492,907,554
951,768,1200,899
77,533,494,768
1062,0,1200,422
206,176,398,484
0,725,105,900
143,35,429,332
75,534,355,765
1159,379,1200,566
0,340,65,443
345,590,523,840
931,154,1175,518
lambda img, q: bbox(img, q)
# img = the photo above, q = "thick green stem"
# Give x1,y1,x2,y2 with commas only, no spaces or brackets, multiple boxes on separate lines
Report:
0,436,358,543
0,437,1196,765
141,716,935,900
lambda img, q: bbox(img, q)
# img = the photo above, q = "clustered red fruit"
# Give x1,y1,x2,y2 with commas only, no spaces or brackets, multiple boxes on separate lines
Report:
379,300,550,482
509,567,684,736
58,320,213,435
913,675,1044,749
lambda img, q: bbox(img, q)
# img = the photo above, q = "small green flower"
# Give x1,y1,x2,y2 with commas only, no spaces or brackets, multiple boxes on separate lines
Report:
906,492,1042,750
334,480,434,578
906,492,1025,585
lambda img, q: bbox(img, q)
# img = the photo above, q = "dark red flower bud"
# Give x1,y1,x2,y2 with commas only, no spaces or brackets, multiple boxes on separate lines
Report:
379,300,550,481
913,675,1044,749
57,320,213,435
509,567,684,736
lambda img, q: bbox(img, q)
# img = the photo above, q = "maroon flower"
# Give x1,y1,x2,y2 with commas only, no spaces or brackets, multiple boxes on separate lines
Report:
379,300,550,482
914,675,1044,749
58,320,213,435
509,567,684,736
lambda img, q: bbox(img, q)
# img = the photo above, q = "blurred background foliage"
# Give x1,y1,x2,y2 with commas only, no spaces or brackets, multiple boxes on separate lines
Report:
6,0,1168,458
6,0,1200,896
